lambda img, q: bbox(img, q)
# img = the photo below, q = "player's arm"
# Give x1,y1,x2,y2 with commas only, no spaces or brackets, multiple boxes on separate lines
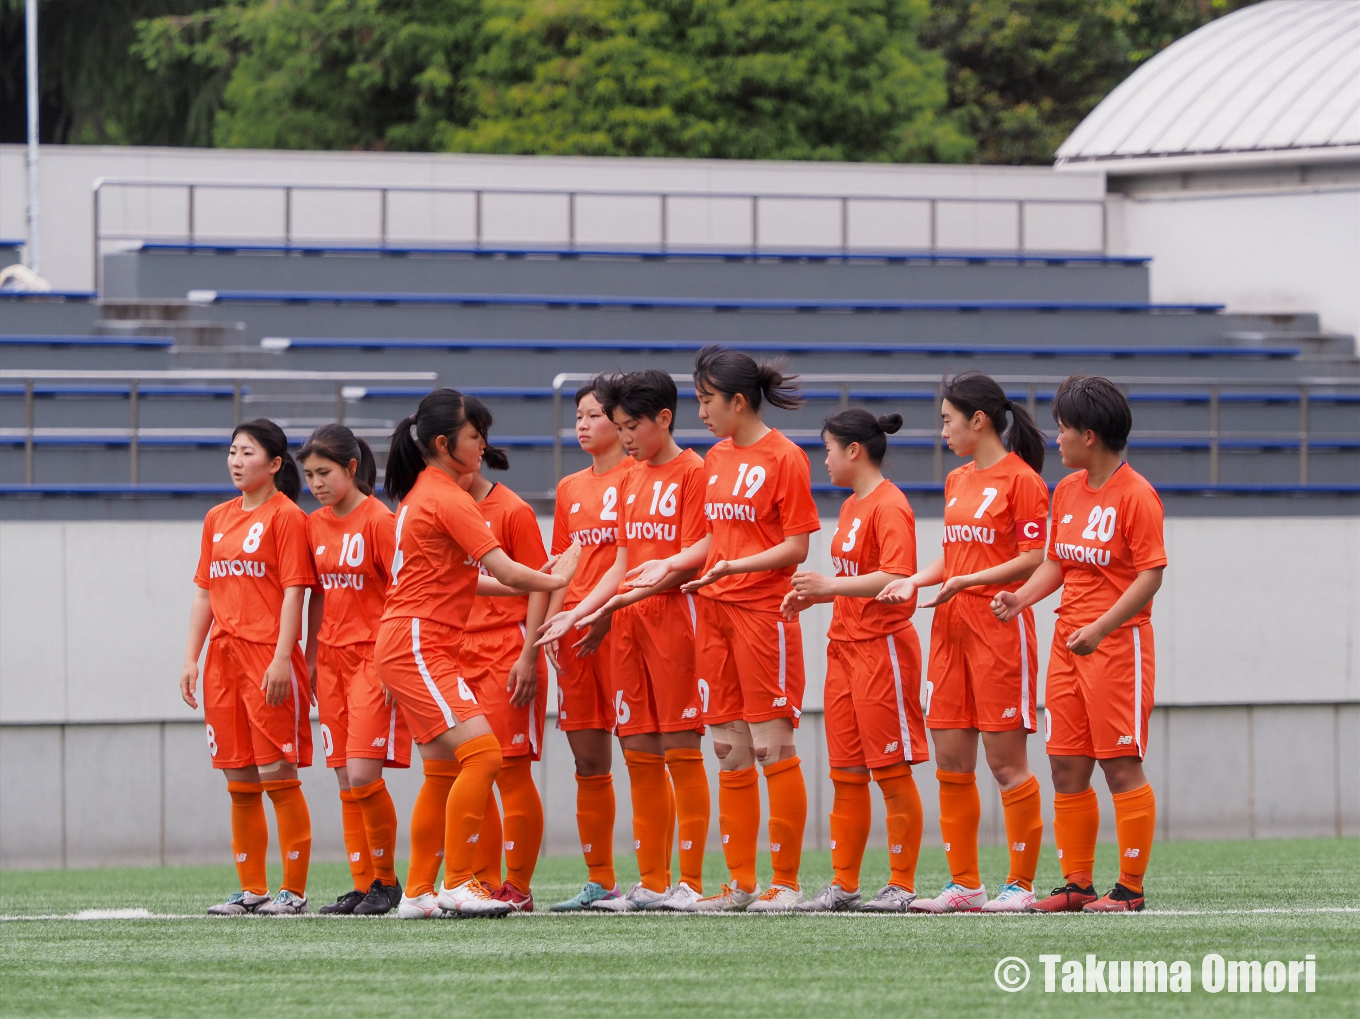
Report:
877,555,944,604
991,559,1064,622
922,548,1046,608
538,547,627,646
304,587,324,696
624,535,708,590
1064,568,1164,655
508,590,549,707
479,547,568,594
263,586,308,708
683,532,810,593
180,587,214,710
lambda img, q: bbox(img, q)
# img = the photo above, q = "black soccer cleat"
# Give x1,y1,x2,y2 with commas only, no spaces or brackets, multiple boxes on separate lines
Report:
319,888,366,915
1083,883,1146,912
354,878,404,916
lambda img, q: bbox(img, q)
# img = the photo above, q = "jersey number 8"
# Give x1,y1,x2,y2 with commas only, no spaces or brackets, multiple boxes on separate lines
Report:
242,522,265,553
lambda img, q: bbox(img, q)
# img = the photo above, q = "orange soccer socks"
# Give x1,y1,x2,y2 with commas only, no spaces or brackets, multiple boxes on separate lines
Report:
262,778,312,897
936,769,982,889
497,756,543,891
442,734,502,889
1113,783,1157,893
407,759,458,896
474,787,504,891
666,747,710,892
717,766,760,893
575,772,617,890
625,750,673,893
874,763,923,894
226,780,269,896
349,778,399,886
1052,786,1100,888
338,788,377,890
829,769,872,892
1000,774,1044,891
763,756,807,891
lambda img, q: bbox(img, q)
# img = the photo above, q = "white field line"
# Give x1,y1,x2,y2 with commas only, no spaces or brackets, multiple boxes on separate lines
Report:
2,906,1357,923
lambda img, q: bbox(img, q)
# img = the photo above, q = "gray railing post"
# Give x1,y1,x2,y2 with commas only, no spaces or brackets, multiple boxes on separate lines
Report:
552,381,563,486
839,382,850,411
1017,201,1025,253
1209,385,1220,485
751,196,759,250
283,187,292,245
129,380,140,483
337,382,346,426
475,191,483,248
840,197,849,255
233,383,242,426
379,189,388,248
92,185,101,292
929,199,938,252
187,184,195,244
23,379,34,485
932,379,944,483
659,194,668,252
1299,385,1310,485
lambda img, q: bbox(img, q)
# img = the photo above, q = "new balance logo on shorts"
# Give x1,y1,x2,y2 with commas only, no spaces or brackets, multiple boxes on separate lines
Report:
772,696,788,707
511,733,526,744
282,743,294,753
883,740,899,754
1117,735,1134,745
681,707,698,719
370,736,387,748
1001,707,1017,718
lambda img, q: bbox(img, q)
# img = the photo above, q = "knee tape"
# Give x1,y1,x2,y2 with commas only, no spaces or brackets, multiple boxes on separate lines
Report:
749,719,796,756
709,723,753,749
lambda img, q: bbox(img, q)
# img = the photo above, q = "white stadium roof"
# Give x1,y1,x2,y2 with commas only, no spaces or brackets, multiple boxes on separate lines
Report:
1056,0,1360,170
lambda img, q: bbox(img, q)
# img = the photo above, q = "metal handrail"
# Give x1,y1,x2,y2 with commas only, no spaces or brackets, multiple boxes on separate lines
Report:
3,369,438,485
91,176,1109,290
551,372,1360,489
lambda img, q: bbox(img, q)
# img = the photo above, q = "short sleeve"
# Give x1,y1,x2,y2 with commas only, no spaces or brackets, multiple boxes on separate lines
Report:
680,462,707,548
505,501,549,570
276,507,318,589
442,492,501,562
875,502,917,577
371,506,398,588
1011,470,1051,552
551,484,571,556
775,448,820,537
194,512,215,589
1123,484,1167,572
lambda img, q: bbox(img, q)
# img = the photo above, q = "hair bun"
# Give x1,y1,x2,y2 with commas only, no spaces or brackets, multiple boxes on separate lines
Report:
877,413,903,435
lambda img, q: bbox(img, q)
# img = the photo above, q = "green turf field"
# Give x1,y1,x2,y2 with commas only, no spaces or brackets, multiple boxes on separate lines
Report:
2,838,1356,1018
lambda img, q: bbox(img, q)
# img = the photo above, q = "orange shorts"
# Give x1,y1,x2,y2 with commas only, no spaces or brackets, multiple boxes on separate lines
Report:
926,593,1037,733
695,596,805,726
459,623,549,759
1045,620,1156,760
610,593,705,736
825,628,930,770
374,616,484,744
554,620,614,732
203,634,313,770
316,642,412,768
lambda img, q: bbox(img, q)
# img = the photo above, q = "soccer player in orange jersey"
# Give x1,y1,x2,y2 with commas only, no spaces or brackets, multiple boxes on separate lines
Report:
540,370,710,912
454,399,552,913
878,371,1050,913
993,375,1165,913
298,424,409,917
629,346,820,913
181,419,318,916
374,390,566,919
780,410,929,913
539,379,638,911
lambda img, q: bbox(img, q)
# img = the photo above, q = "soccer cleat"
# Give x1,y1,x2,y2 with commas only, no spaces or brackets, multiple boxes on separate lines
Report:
861,885,917,913
794,883,862,913
550,881,620,912
353,879,403,916
592,882,671,913
493,881,534,913
1083,883,1145,913
396,892,448,919
657,881,703,911
909,882,986,913
745,884,805,913
318,889,366,915
981,882,1036,913
681,882,762,912
436,878,513,917
1028,882,1099,913
207,890,271,916
256,890,308,915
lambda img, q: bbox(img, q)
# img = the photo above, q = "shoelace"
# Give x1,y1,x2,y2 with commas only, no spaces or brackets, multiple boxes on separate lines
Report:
466,880,494,900
756,886,785,901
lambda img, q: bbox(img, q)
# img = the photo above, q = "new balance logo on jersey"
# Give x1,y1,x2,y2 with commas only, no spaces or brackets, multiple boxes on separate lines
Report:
625,521,677,542
709,475,718,485
1124,847,1141,858
943,524,996,545
1061,514,1073,524
946,498,957,508
1001,707,1017,719
1051,542,1113,566
681,707,698,719
705,502,757,522
569,526,617,546
570,503,581,513
208,559,267,579
213,533,225,542
883,740,900,754
511,733,526,745
370,736,387,748
315,545,326,555
772,696,788,707
626,493,636,504
1117,735,1134,746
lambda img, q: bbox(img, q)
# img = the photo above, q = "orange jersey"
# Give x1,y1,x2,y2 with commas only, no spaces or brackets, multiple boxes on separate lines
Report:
941,452,1050,597
616,448,707,566
380,467,501,630
307,496,396,646
1047,463,1166,629
466,482,549,632
699,429,820,613
827,481,918,642
195,491,317,644
552,457,637,610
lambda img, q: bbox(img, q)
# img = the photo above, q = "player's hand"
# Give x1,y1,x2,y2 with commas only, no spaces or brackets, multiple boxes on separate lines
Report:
180,661,199,710
790,570,834,599
681,560,730,593
921,574,972,608
1065,624,1107,656
381,683,393,707
572,615,611,657
780,590,816,620
262,657,293,707
536,609,581,647
544,639,561,673
307,660,319,705
990,591,1022,622
624,558,671,590
550,542,582,583
507,654,538,708
876,576,918,604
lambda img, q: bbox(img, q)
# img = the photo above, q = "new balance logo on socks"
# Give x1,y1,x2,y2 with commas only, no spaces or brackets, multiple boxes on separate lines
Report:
349,852,361,863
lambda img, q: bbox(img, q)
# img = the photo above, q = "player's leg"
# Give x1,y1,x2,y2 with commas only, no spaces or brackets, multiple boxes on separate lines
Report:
312,644,372,915
456,631,510,893
493,630,547,911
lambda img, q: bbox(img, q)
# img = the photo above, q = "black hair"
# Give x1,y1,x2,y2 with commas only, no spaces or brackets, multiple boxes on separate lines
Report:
821,409,903,466
385,389,475,501
231,419,301,503
297,424,377,496
693,344,801,412
463,394,509,471
604,369,679,433
940,370,1045,473
1052,374,1133,454
575,378,604,406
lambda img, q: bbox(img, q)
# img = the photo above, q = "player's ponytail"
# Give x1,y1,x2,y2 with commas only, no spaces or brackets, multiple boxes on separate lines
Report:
822,408,902,465
941,370,1045,473
385,389,473,502
298,424,377,496
232,418,301,503
463,395,509,472
694,344,801,412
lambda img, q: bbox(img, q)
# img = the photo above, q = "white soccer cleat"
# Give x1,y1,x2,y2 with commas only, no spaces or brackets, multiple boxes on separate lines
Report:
207,890,271,916
681,882,762,912
592,882,671,912
981,882,1036,912
745,884,805,913
397,892,448,919
436,878,512,917
657,881,703,911
910,882,987,913
861,885,917,913
256,890,307,915
794,883,862,913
